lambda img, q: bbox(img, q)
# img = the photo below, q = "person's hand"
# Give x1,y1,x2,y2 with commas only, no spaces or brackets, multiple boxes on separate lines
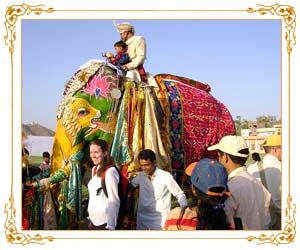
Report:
104,52,114,58
40,178,51,190
33,178,51,191
121,65,128,71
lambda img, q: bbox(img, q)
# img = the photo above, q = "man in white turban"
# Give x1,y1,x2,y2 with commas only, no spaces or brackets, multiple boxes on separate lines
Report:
115,22,157,86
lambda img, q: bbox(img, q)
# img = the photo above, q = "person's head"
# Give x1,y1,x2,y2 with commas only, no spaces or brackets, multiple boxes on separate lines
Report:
207,135,249,173
263,134,282,161
114,40,128,53
42,151,51,164
185,158,231,230
89,139,109,166
116,22,135,42
251,152,261,162
138,149,156,176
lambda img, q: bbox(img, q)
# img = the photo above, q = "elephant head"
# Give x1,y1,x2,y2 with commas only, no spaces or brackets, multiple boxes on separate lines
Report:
51,61,121,174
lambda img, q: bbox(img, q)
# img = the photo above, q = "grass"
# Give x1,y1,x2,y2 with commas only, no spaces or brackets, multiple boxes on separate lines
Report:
29,156,43,167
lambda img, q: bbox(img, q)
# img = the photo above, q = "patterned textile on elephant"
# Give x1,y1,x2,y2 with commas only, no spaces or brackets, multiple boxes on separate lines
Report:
42,59,234,229
110,81,170,172
154,75,235,183
110,72,234,184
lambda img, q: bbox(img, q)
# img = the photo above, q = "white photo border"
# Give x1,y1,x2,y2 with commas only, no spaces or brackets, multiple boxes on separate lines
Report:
1,1,297,248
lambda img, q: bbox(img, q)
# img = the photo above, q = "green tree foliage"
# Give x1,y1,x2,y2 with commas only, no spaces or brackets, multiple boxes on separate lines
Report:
234,116,250,135
256,115,280,128
234,115,281,135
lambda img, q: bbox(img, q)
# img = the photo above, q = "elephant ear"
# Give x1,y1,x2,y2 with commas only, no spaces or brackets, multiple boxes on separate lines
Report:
73,127,90,147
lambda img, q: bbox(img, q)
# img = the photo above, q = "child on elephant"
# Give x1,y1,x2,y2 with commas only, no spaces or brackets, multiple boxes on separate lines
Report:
104,40,147,83
104,40,130,76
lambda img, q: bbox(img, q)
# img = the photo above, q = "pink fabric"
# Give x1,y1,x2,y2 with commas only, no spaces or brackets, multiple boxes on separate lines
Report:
175,82,235,167
39,162,50,171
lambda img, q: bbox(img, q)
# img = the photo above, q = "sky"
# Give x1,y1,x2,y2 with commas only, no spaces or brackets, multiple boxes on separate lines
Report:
22,19,281,131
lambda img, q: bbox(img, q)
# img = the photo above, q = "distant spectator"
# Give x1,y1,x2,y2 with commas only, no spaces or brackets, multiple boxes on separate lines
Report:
247,135,282,229
39,152,50,171
251,152,261,162
22,148,41,185
22,147,41,230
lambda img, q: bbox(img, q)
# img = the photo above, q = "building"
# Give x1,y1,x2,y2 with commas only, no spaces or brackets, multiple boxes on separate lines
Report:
25,135,54,156
241,124,281,154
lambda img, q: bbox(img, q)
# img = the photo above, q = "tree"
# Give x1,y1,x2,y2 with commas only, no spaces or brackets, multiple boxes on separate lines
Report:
233,116,250,135
233,115,280,135
256,115,280,128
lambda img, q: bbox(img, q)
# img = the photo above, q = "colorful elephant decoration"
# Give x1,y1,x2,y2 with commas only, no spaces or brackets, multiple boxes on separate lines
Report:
35,60,235,229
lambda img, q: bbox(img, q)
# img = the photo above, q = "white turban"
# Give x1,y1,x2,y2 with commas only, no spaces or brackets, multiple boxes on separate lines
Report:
114,21,135,34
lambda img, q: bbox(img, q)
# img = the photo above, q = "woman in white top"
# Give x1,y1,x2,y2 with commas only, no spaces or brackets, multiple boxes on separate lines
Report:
87,139,120,230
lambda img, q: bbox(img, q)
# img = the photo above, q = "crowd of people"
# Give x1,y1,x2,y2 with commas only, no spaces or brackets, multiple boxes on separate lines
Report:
22,148,52,229
82,135,281,230
22,22,282,231
22,133,282,231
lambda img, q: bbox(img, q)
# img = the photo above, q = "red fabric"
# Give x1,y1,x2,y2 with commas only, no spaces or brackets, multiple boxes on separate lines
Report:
100,164,128,197
137,64,147,82
165,218,198,229
156,74,211,92
110,50,125,65
22,187,35,230
175,82,235,167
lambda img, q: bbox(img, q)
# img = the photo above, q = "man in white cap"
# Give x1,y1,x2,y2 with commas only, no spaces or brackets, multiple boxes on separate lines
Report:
208,135,271,230
247,134,282,229
115,22,148,84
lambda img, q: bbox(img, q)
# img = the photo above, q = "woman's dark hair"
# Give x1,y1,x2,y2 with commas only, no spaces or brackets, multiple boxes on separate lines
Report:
194,187,230,230
114,40,128,50
90,139,114,177
176,186,230,230
90,138,108,151
138,149,156,162
252,152,261,162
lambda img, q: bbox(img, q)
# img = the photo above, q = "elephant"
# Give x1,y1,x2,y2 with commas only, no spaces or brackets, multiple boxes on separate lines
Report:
36,60,235,229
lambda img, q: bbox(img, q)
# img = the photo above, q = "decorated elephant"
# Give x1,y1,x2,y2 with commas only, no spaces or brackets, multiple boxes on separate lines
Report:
36,60,235,229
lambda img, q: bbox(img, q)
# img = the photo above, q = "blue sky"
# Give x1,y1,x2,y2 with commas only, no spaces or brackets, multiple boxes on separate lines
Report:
22,19,281,131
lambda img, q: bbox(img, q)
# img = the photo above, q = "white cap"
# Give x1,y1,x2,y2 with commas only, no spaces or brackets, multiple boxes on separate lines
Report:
207,135,249,158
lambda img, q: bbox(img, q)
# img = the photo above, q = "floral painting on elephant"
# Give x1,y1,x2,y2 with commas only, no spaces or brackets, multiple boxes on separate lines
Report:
30,60,234,229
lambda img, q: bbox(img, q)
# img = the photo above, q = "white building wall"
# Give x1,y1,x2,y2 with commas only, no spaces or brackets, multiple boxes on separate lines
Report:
26,136,54,156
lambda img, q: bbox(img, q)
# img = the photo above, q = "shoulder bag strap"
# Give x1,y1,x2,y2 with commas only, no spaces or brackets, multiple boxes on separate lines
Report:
257,161,269,190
